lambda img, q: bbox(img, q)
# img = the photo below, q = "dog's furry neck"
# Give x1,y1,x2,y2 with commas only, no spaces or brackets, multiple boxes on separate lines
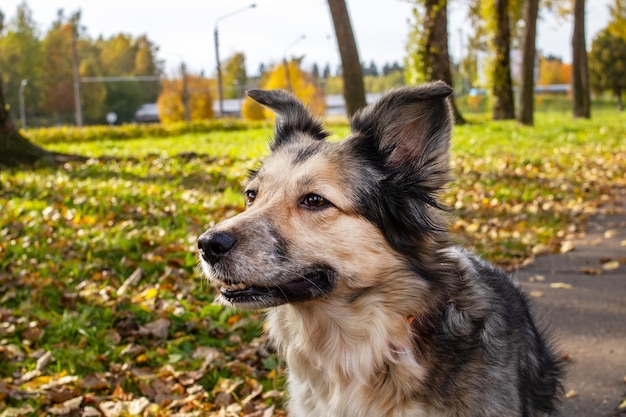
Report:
265,268,442,417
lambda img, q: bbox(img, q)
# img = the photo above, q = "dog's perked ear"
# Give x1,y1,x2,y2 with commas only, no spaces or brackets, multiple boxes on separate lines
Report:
350,81,454,194
246,89,329,150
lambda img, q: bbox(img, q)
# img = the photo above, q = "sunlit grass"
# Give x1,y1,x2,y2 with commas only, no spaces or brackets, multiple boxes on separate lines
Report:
1,111,625,414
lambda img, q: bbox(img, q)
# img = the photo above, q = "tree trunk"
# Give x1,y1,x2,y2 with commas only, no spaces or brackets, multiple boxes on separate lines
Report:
0,81,84,166
327,0,367,117
518,0,539,126
492,0,515,120
617,88,624,111
424,0,466,124
572,0,591,118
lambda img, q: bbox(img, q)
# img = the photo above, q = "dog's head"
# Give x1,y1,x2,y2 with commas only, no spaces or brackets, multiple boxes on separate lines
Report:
198,82,453,309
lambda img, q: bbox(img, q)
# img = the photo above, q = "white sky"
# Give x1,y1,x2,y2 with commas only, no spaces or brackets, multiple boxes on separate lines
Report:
1,0,612,77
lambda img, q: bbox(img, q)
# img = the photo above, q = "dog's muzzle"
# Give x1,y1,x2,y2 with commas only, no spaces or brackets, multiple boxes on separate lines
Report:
198,231,236,265
197,230,337,309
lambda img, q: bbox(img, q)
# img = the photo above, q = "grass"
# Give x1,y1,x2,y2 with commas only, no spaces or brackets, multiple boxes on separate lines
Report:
1,111,625,415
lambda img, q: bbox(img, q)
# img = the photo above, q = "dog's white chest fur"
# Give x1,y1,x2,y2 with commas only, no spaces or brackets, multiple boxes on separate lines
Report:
266,303,434,417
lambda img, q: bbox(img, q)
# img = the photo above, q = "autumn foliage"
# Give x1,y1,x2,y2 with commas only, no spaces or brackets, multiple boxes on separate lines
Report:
537,57,572,86
157,76,214,123
241,61,326,121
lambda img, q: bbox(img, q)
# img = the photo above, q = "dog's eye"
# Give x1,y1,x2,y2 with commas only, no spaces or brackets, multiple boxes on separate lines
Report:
244,189,257,206
300,193,331,210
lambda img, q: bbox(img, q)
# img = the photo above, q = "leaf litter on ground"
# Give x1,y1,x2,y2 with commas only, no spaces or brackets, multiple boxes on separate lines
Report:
1,112,625,415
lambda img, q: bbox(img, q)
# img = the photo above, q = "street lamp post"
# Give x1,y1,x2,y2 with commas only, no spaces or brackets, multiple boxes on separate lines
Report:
19,79,28,131
282,35,306,92
214,3,256,118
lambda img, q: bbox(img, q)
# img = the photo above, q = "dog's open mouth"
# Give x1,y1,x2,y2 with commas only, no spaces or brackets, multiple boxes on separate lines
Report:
217,266,336,309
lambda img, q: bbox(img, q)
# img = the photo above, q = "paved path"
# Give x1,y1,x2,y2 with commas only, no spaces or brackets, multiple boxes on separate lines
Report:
518,188,626,417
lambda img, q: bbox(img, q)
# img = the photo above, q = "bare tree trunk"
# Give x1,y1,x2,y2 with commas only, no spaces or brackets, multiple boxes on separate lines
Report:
492,0,515,120
0,81,84,166
572,0,591,118
518,0,539,126
424,0,466,124
327,0,366,117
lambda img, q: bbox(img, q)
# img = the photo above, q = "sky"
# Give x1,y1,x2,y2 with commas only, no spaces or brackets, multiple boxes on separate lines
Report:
1,0,613,77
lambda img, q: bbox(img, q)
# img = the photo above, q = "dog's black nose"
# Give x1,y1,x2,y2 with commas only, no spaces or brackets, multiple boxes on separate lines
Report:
198,232,237,265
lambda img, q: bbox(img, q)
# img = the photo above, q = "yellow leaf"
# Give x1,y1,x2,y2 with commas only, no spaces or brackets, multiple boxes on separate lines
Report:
565,390,577,399
136,354,148,363
550,282,572,289
560,241,575,254
532,244,550,255
604,229,618,238
602,260,620,271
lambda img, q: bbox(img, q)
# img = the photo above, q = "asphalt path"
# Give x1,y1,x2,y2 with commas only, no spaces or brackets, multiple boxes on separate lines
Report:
517,188,626,417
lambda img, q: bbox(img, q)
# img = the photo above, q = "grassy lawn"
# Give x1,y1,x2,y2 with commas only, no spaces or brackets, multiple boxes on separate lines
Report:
1,112,625,416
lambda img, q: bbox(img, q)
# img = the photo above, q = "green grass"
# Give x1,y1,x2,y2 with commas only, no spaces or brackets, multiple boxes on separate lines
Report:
1,112,625,415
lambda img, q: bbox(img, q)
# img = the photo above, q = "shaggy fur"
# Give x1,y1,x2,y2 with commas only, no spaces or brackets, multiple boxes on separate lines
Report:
198,82,562,417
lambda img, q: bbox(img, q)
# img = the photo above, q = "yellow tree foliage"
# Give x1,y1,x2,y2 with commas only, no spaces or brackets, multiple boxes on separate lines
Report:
537,57,572,85
157,76,214,123
241,61,326,121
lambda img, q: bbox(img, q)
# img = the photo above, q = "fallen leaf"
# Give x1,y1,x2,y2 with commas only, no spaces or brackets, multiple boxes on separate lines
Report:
531,243,550,255
580,267,602,275
565,390,577,399
126,397,151,415
36,351,53,371
140,318,171,339
99,401,123,417
118,267,143,295
602,260,620,271
550,282,573,289
560,240,575,254
529,291,544,298
47,396,83,415
0,405,35,417
528,274,545,282
604,229,618,238
620,240,626,247
618,398,626,410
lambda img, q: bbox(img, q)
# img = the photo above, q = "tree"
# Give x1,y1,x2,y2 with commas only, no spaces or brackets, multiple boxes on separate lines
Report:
0,2,43,127
517,0,539,125
405,0,466,124
40,11,75,124
538,56,572,85
572,0,591,118
608,0,626,38
589,28,626,110
491,0,515,120
157,75,214,123
0,44,83,165
222,52,247,99
327,0,366,116
241,60,326,121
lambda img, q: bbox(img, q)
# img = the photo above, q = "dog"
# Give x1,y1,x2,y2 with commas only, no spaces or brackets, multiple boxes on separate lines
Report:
197,82,562,417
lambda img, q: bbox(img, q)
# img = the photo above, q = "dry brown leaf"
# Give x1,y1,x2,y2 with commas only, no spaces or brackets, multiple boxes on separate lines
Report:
620,240,626,247
604,229,618,238
139,318,171,339
528,275,545,282
565,390,577,399
529,291,544,298
580,266,602,275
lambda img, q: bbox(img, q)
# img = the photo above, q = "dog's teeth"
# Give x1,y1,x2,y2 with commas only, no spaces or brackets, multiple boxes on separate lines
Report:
222,282,248,291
